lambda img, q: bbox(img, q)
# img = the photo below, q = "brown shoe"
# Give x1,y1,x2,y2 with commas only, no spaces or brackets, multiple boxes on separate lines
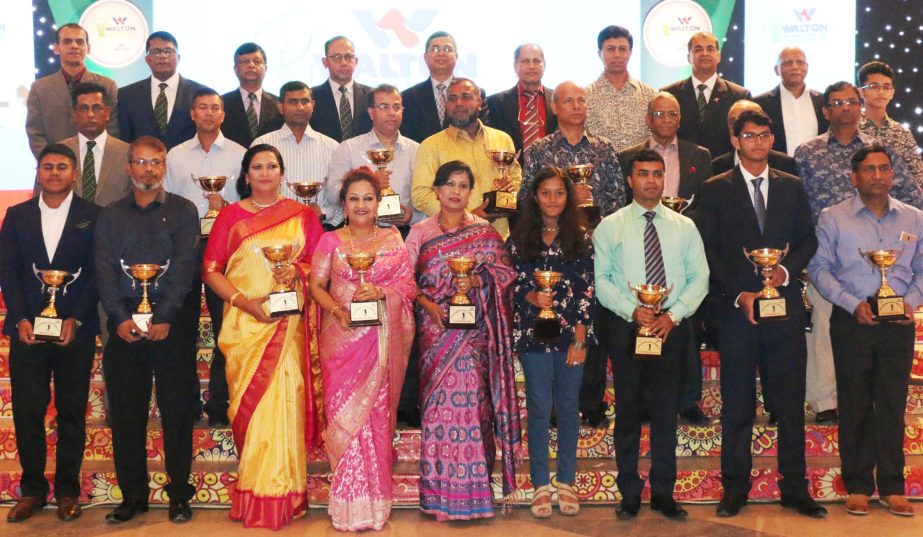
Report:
6,497,47,522
845,494,870,515
56,497,82,521
879,495,915,517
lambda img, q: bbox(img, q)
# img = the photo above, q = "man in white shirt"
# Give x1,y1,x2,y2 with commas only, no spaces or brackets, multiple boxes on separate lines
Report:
310,36,373,142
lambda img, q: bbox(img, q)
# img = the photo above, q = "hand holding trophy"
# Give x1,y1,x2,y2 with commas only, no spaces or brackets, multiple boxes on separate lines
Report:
120,259,171,333
31,264,82,341
860,248,906,321
366,148,403,224
532,270,563,341
566,164,600,228
261,244,300,317
446,256,477,328
628,282,672,358
346,252,381,327
483,149,519,215
743,244,789,321
191,174,227,236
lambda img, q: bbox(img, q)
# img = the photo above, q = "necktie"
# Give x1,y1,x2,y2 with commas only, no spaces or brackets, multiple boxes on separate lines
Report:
436,83,447,126
643,211,667,287
246,92,259,138
338,86,354,139
751,177,767,234
521,91,541,150
696,83,708,123
155,82,168,132
82,140,97,202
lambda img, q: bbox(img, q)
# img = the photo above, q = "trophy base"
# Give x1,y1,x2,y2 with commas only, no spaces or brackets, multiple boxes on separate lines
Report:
579,205,601,228
447,304,477,329
132,313,152,333
633,333,663,359
483,191,517,215
33,316,63,342
268,291,300,317
349,300,382,327
377,194,404,224
200,216,216,237
869,295,907,321
533,317,562,342
755,296,788,322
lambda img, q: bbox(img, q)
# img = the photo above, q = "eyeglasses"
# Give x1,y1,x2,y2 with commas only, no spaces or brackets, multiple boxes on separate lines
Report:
327,53,356,63
75,104,106,114
649,111,680,119
428,44,455,54
826,98,862,108
130,158,165,167
737,132,773,141
861,82,894,92
373,103,403,112
147,47,176,57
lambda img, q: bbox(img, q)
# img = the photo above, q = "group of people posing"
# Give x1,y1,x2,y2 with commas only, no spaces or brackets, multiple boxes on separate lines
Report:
1,20,922,532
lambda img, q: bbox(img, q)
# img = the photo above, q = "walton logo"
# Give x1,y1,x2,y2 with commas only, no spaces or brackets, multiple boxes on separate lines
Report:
112,16,128,25
793,8,816,22
353,8,437,48
677,16,693,24
783,7,826,37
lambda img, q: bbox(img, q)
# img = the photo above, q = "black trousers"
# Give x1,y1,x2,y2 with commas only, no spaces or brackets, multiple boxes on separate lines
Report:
830,306,914,496
678,310,703,411
103,290,199,502
9,335,94,499
579,300,609,414
202,284,228,417
600,308,688,499
717,301,808,497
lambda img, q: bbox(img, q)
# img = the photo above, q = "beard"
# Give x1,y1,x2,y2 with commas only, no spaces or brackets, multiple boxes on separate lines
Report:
447,109,478,129
131,176,164,192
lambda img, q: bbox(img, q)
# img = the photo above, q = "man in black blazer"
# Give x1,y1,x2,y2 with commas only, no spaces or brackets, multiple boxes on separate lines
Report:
752,47,827,155
401,31,488,143
711,100,799,176
220,42,283,148
662,32,750,161
309,36,372,142
486,43,557,156
695,110,824,518
117,31,206,150
0,144,100,523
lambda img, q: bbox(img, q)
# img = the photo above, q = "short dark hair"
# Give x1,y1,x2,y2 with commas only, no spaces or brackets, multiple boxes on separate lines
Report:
146,31,178,51
851,144,892,172
71,81,108,106
324,36,352,56
128,136,166,162
38,143,77,169
627,148,665,176
822,81,861,106
368,84,401,108
433,160,474,189
858,61,895,86
339,168,381,203
424,31,455,51
237,144,285,198
56,23,87,44
687,31,719,52
192,87,222,107
279,81,311,101
514,43,544,61
234,42,266,64
597,25,633,51
732,109,773,137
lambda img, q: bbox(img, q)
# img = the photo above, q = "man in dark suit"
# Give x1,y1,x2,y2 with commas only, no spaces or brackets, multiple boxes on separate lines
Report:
662,32,751,161
753,47,827,155
401,31,488,143
695,110,824,518
486,43,557,156
220,42,283,148
0,144,100,523
711,100,799,176
309,36,372,142
117,31,206,150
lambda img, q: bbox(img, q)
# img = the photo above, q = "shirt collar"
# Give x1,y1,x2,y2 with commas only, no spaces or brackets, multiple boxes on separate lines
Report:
650,136,678,150
431,76,453,91
194,132,229,152
38,190,74,212
130,189,167,209
822,129,865,147
692,73,718,91
553,129,590,147
367,129,407,150
77,130,108,148
329,79,353,95
850,194,899,216
739,162,770,182
779,84,811,100
239,87,262,103
449,120,485,142
517,83,544,96
151,72,180,91
629,200,665,219
61,67,87,84
280,123,321,142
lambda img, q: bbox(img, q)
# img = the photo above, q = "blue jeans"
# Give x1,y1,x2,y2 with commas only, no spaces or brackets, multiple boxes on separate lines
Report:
520,351,585,487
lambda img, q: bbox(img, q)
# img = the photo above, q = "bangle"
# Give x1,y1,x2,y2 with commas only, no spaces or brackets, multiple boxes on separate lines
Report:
571,340,586,350
229,292,242,307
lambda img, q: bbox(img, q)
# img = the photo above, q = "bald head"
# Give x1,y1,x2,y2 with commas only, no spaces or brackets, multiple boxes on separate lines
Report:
551,81,587,129
727,100,763,130
774,46,808,92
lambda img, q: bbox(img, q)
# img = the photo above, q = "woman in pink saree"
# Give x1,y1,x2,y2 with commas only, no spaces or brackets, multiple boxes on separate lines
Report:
309,169,416,531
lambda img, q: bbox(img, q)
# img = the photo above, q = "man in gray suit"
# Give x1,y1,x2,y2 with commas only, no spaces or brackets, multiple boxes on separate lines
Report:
26,23,118,158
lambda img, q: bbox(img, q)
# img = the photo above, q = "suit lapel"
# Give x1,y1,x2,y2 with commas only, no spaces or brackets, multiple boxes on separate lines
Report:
763,170,785,238
168,77,188,129
50,200,83,266
677,141,695,198
501,87,521,146
731,167,762,237
25,199,51,266
709,78,729,108
260,92,278,130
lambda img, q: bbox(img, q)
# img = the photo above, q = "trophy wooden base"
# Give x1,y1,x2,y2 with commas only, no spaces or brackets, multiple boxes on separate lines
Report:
533,317,561,342
132,313,152,333
483,191,517,215
579,205,601,228
33,316,63,342
755,296,787,322
377,194,404,224
633,333,663,359
200,216,216,237
869,295,907,321
349,300,382,327
268,291,300,317
447,304,477,329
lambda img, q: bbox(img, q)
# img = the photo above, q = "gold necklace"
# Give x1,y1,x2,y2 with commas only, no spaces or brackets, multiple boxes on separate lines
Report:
346,223,378,246
250,196,280,210
542,225,559,233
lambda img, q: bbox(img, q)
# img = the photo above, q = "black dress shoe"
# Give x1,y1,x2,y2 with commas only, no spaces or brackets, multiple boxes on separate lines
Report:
207,413,230,428
6,497,47,522
105,498,148,523
814,409,838,424
767,413,777,425
679,405,709,426
781,493,827,518
397,407,421,428
716,492,747,517
581,408,608,428
168,499,193,523
651,496,688,520
616,496,640,520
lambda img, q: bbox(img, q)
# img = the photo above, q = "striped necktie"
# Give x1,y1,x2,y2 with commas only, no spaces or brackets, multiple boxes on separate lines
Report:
82,140,97,202
155,82,168,132
696,83,708,124
752,177,767,234
246,92,259,138
521,91,541,150
643,211,667,287
338,86,354,139
436,83,447,126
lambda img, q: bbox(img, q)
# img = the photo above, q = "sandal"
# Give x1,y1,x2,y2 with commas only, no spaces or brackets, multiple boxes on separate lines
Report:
557,483,580,516
531,485,553,518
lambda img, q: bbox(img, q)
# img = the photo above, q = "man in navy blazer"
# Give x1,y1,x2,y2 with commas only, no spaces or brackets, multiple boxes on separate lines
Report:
117,31,206,150
220,42,283,148
0,144,100,523
309,36,372,142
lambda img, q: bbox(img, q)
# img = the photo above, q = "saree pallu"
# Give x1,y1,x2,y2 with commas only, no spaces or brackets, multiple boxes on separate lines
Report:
415,220,521,521
312,228,416,531
202,200,324,530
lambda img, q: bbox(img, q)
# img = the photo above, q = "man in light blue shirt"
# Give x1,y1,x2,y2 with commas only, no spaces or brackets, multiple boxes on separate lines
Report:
593,148,708,520
808,144,922,516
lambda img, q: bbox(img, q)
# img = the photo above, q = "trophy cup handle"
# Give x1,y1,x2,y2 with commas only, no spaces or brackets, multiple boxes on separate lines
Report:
683,194,695,213
657,284,674,313
31,263,46,292
780,242,790,260
743,247,759,275
154,259,171,289
61,266,82,296
120,259,136,289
